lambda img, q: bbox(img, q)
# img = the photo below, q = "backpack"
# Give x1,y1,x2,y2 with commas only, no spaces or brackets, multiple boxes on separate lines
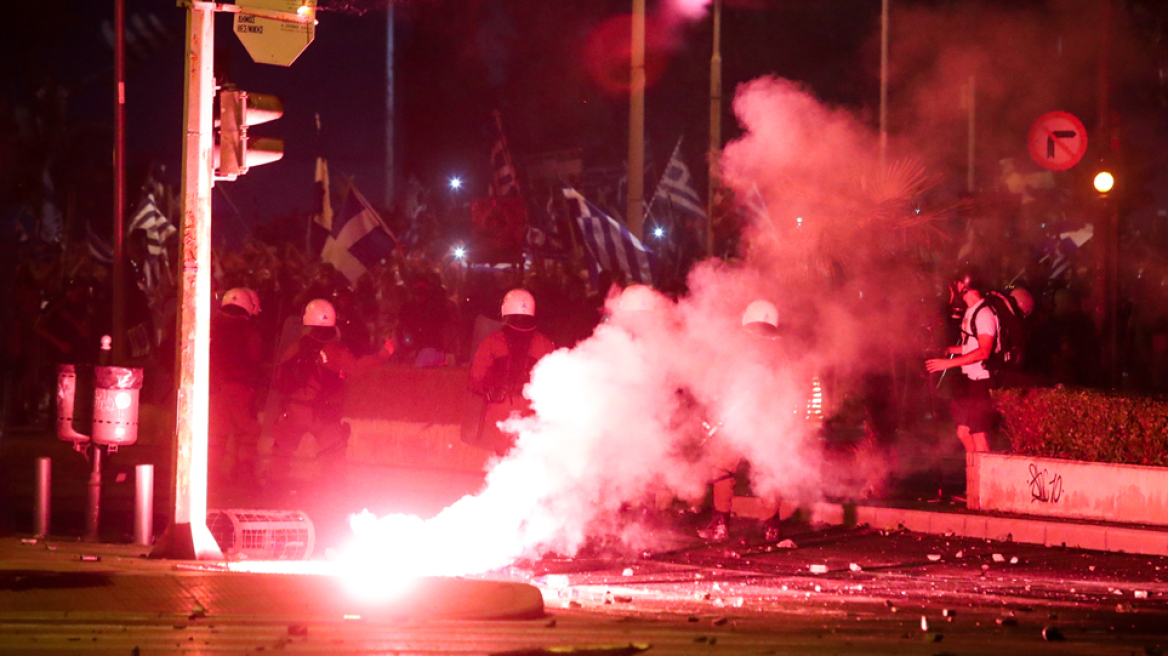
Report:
970,291,1027,378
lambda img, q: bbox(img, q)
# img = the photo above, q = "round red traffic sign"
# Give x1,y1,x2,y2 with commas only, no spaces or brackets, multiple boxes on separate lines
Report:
1028,111,1088,171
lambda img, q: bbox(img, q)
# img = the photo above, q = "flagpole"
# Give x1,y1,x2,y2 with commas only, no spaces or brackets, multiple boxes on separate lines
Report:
350,178,397,241
707,0,722,257
113,0,127,361
627,0,646,242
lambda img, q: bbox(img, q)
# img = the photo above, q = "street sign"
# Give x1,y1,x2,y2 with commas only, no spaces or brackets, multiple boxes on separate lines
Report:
1027,111,1088,171
233,0,316,67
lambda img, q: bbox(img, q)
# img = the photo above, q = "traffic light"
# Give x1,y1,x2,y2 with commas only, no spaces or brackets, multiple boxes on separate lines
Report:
215,84,284,180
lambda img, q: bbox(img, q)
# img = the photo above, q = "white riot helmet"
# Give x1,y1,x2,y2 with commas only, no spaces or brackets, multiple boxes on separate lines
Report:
618,284,665,313
501,289,536,330
222,288,260,317
302,299,337,327
742,300,780,338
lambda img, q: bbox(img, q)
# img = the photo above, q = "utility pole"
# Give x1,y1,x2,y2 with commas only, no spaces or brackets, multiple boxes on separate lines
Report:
113,0,126,361
707,0,722,256
879,0,889,171
385,3,395,209
627,0,645,241
1094,0,1119,387
966,76,976,194
151,0,222,560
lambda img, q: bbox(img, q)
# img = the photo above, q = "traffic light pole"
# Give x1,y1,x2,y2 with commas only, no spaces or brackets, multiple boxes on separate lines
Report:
151,0,221,560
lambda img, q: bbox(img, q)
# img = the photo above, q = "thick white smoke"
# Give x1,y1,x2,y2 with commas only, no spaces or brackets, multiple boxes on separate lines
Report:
347,77,927,580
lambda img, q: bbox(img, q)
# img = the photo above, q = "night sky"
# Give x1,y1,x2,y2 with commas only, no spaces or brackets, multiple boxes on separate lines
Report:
3,1,1165,248
2,0,886,248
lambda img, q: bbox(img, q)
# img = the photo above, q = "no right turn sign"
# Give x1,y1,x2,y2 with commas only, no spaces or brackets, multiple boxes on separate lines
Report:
1028,111,1088,171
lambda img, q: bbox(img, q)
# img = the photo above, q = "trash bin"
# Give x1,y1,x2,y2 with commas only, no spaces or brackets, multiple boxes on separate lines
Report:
91,366,144,448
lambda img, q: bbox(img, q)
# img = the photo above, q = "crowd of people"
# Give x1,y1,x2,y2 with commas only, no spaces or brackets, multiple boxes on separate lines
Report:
7,186,1168,485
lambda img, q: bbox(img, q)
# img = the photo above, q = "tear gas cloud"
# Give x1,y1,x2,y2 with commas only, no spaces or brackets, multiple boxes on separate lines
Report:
349,75,918,585
348,275,835,578
344,2,1150,579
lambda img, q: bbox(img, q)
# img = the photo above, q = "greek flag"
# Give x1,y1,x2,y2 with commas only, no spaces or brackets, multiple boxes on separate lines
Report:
127,192,177,294
563,188,654,286
490,110,519,197
310,154,332,256
648,139,706,227
321,184,396,285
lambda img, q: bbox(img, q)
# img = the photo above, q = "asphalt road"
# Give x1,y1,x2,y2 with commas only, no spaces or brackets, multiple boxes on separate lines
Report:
1,522,1165,655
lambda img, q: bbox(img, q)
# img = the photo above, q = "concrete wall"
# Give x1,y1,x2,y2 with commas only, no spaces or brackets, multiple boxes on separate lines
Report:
260,364,492,475
968,452,1168,526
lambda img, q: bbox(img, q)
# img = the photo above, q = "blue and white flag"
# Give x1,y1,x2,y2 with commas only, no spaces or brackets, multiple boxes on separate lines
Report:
127,192,177,294
490,110,519,197
1039,222,1093,281
648,139,706,229
321,184,396,285
310,154,333,256
563,188,654,287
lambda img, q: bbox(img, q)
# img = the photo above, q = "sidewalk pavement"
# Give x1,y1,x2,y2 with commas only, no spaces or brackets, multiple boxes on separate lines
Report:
809,498,1168,558
0,536,544,622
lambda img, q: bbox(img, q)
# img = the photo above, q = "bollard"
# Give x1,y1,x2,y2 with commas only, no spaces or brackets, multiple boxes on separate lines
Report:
134,464,154,546
34,457,51,537
84,447,102,542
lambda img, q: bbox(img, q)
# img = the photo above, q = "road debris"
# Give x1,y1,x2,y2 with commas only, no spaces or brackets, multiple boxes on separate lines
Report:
1042,626,1065,641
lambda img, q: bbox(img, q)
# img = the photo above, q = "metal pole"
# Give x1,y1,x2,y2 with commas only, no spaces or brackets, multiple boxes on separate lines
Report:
85,447,102,542
967,75,975,194
1095,0,1116,385
113,0,127,362
385,2,395,209
707,0,722,257
151,1,222,560
626,0,646,241
879,0,889,171
135,464,154,546
34,457,51,538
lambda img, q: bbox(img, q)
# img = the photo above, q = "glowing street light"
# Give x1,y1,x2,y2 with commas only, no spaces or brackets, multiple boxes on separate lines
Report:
1093,171,1115,195
653,226,664,239
453,246,466,260
449,176,463,191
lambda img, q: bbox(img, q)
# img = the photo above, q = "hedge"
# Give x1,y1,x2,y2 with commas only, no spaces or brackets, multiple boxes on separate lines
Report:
994,387,1168,467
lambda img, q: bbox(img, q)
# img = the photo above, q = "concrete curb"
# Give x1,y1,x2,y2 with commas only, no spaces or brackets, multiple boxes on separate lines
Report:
810,501,1168,557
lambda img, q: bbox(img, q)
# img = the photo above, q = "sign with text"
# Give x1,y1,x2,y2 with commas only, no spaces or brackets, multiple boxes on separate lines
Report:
1027,111,1088,171
233,0,316,67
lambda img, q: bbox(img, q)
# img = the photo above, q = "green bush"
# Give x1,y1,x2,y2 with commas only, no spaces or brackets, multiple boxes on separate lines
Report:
995,387,1168,466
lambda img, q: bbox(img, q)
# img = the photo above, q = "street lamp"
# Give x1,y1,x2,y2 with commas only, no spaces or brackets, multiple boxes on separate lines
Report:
449,176,463,191
1093,171,1115,196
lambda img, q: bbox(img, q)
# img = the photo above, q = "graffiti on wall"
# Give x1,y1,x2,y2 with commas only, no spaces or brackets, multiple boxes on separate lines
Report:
1028,463,1064,504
